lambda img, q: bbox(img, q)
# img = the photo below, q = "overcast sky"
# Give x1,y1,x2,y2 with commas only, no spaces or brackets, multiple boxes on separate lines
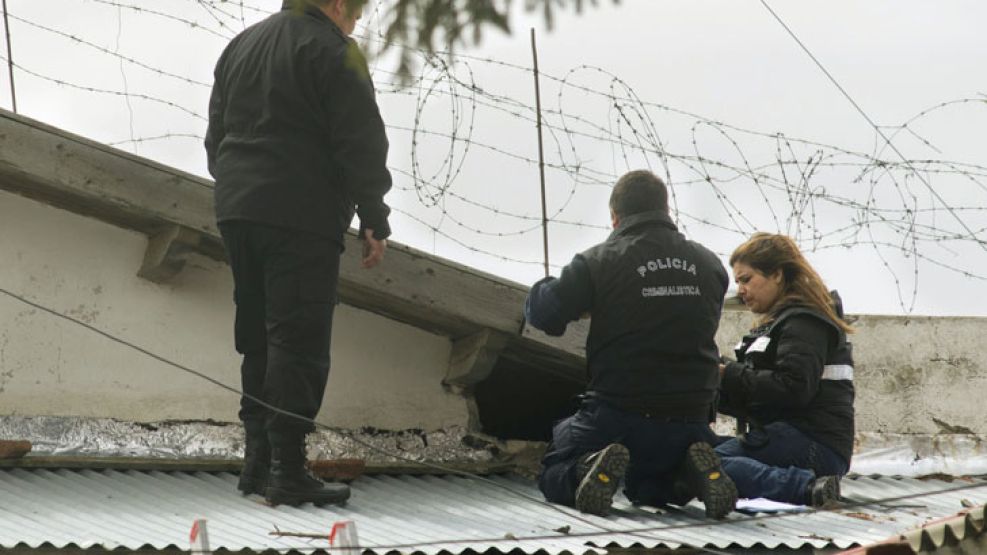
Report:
2,0,985,316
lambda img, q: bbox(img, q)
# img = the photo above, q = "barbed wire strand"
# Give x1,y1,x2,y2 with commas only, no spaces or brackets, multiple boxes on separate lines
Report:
2,1,985,312
758,0,985,252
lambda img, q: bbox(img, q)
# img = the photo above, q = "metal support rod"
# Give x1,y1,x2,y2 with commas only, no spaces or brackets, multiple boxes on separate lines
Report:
530,28,549,278
2,0,15,113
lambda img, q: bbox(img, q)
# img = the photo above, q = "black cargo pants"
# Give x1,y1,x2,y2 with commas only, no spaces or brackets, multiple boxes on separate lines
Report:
219,221,341,435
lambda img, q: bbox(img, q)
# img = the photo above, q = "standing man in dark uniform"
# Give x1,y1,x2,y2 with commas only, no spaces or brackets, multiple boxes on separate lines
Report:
205,0,390,506
526,170,737,518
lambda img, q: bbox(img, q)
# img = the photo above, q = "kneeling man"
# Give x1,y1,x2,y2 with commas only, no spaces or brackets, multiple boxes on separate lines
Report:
527,170,737,518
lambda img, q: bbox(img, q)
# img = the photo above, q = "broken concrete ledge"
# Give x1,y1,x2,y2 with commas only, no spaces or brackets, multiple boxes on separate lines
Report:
4,416,985,479
0,415,541,477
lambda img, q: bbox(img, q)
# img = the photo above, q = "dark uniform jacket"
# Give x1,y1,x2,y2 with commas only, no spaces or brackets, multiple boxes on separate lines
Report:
719,296,856,463
525,211,729,419
205,1,391,243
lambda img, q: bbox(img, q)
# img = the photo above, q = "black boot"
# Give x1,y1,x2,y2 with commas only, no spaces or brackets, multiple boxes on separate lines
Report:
681,442,737,519
237,421,270,496
807,475,841,508
573,443,630,516
265,432,350,507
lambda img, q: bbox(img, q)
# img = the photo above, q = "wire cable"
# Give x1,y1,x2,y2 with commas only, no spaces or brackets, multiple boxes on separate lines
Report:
0,283,731,554
759,0,985,250
3,283,986,553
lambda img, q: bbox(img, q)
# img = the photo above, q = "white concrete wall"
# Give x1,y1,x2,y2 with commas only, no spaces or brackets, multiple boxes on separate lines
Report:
3,187,986,437
0,190,469,431
716,310,987,435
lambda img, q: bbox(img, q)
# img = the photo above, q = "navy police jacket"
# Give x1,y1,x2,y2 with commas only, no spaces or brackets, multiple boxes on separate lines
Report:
205,1,392,243
719,295,856,463
525,211,729,419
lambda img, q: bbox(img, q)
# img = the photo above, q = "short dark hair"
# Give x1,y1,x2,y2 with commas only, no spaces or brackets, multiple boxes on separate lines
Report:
289,0,364,11
609,170,669,218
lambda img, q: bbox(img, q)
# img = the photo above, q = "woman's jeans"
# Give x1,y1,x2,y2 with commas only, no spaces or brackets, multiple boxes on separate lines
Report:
714,421,849,504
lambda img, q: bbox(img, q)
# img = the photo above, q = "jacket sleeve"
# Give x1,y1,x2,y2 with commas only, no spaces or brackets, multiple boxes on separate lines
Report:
715,375,748,418
721,315,833,408
322,41,392,240
524,254,593,336
204,53,227,179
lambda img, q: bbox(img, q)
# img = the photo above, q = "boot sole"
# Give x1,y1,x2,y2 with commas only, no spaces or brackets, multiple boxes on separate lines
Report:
265,486,351,507
684,442,737,519
574,444,630,516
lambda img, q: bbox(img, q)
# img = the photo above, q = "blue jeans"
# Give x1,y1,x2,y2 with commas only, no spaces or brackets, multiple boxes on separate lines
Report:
538,398,717,507
714,421,849,504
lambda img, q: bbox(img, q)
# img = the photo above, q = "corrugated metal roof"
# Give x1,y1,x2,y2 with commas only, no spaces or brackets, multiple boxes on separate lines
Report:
840,504,987,554
1,468,985,553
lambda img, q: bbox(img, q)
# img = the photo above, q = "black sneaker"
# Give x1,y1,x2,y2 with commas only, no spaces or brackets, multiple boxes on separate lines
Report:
808,475,841,508
682,442,737,519
573,443,630,516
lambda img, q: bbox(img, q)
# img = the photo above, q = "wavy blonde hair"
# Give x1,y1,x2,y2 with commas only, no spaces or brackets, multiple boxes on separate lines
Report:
730,232,853,333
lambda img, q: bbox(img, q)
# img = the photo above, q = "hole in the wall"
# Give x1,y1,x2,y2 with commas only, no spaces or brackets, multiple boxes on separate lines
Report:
473,357,585,441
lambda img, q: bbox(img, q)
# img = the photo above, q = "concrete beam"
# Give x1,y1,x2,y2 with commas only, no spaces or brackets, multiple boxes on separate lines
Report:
0,112,219,242
444,329,510,390
443,329,510,432
137,225,204,283
0,109,588,382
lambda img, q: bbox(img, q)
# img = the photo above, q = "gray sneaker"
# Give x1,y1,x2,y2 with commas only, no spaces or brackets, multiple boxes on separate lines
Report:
573,443,630,516
808,475,841,508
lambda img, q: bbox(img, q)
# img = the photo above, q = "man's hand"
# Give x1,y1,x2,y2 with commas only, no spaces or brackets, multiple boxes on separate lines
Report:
362,228,387,268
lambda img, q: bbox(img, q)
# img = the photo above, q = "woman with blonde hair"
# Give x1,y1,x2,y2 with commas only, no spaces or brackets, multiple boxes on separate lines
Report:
716,232,855,507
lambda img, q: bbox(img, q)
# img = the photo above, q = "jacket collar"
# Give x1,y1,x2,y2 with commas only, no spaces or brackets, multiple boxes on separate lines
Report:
281,0,346,38
609,210,677,240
